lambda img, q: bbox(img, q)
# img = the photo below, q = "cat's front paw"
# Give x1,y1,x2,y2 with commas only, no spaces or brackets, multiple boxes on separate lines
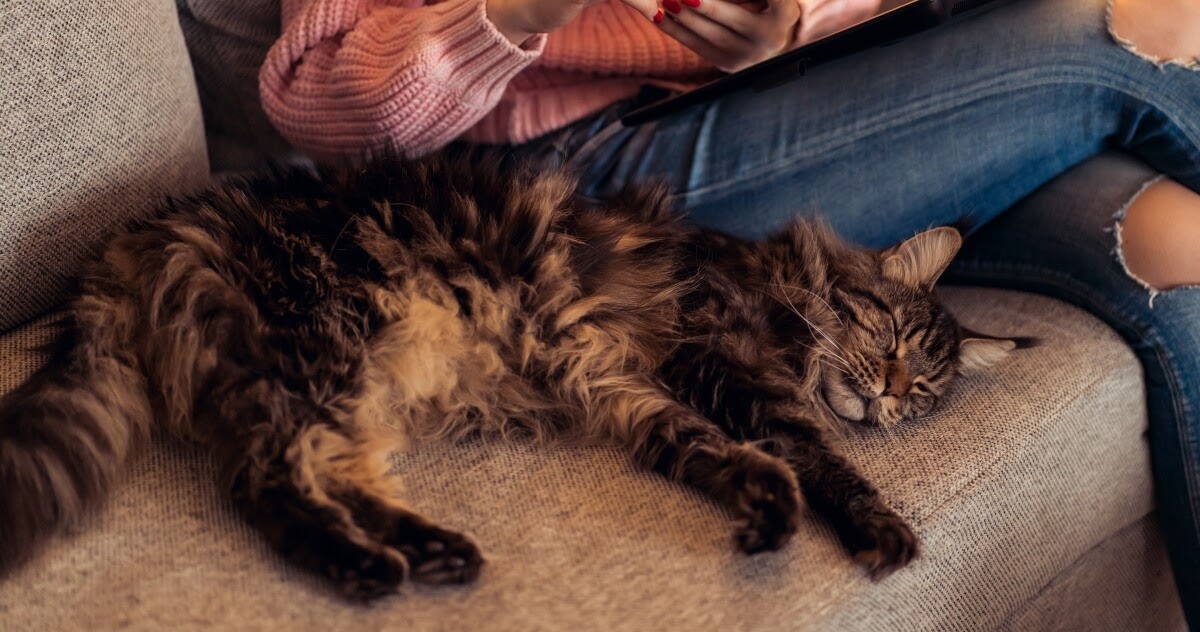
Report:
726,449,802,554
846,510,919,580
395,523,485,585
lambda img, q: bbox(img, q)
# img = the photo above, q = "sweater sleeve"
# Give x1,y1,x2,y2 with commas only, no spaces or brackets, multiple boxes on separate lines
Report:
259,0,545,158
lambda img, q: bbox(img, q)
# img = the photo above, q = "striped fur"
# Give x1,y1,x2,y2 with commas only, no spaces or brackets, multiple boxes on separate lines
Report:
0,151,1017,597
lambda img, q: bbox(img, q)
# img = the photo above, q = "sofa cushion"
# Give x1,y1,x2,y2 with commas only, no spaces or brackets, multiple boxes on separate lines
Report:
998,516,1184,631
0,288,1182,629
0,0,209,331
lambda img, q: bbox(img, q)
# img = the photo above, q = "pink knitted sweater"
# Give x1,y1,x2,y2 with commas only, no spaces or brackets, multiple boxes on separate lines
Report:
260,0,878,157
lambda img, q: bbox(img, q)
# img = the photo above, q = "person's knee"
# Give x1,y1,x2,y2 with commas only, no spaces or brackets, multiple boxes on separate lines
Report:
1109,0,1200,67
1116,178,1200,294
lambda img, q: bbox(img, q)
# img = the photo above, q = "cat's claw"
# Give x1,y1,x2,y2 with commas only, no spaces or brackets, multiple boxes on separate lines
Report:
728,456,801,554
847,510,919,580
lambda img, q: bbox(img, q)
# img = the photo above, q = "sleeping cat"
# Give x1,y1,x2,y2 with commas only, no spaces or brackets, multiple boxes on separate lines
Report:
0,151,1018,598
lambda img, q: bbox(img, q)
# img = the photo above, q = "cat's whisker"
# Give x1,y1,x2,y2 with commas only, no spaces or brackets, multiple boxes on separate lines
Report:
808,322,850,359
330,215,361,252
803,340,852,373
794,332,842,364
814,344,850,366
762,281,845,327
799,316,847,357
880,417,897,441
807,339,852,372
763,288,849,357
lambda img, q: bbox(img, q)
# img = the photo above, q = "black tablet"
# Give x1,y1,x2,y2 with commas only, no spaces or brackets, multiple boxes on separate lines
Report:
620,0,1015,126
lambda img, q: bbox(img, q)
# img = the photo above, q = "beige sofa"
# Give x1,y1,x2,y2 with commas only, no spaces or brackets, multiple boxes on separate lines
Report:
0,1,1186,629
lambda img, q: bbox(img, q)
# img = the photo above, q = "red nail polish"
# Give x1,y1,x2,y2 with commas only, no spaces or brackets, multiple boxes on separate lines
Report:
663,0,681,14
653,8,665,23
682,0,700,6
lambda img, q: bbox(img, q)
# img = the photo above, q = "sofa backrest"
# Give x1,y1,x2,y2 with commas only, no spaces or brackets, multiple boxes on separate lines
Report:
0,0,210,331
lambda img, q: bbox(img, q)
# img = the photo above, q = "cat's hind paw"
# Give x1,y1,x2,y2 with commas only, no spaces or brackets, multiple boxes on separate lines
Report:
316,538,409,601
727,449,802,554
396,524,485,585
335,488,485,586
847,510,919,580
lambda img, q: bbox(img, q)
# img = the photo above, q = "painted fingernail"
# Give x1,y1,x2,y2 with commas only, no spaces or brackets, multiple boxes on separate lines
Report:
653,8,665,23
663,0,681,13
682,0,700,7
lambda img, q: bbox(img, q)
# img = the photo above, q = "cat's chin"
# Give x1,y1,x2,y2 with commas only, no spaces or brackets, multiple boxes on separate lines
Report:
821,373,866,422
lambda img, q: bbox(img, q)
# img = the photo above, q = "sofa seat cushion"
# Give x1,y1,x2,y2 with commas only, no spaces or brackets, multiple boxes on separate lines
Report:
0,288,1181,629
998,516,1183,631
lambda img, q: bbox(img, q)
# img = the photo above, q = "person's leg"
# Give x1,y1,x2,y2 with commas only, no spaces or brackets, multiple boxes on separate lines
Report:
559,0,1199,246
942,152,1200,629
1117,178,1200,291
1104,0,1200,295
1108,0,1200,70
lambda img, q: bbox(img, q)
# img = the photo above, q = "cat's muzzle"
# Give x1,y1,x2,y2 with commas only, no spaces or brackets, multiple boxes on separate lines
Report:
820,369,908,427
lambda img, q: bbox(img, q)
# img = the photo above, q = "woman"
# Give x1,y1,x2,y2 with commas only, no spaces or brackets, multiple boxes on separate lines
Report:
259,0,1200,624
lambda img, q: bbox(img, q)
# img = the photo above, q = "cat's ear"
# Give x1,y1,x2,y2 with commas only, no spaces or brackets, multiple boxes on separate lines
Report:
958,334,1021,373
881,227,962,290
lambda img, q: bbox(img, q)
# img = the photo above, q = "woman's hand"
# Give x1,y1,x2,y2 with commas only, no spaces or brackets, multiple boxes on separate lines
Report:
486,0,608,46
655,0,801,73
645,0,882,73
795,0,882,45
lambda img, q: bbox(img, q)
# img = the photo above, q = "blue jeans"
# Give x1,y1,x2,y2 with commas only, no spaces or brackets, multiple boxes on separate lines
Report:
513,0,1200,624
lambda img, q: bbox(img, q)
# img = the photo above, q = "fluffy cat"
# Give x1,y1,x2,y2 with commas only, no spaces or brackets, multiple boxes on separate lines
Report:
0,152,1019,597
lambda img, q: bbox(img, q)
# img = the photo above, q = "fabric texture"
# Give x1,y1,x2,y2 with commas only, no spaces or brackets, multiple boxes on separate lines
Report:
998,516,1184,632
258,0,880,157
0,289,1184,630
0,0,210,332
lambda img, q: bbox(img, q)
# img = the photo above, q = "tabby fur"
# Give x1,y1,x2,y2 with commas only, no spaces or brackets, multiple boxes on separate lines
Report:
0,152,1018,597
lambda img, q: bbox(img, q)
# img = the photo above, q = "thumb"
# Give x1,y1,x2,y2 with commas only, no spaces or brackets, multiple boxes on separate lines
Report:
618,0,664,22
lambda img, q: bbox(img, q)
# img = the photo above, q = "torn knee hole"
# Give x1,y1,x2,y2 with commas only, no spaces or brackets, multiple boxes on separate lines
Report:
1113,177,1200,303
1108,0,1200,68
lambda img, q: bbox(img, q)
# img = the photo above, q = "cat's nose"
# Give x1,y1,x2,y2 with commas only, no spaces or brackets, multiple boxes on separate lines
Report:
884,362,910,398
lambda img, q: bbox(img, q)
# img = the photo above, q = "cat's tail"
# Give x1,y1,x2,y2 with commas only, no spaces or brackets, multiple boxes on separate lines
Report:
0,284,151,575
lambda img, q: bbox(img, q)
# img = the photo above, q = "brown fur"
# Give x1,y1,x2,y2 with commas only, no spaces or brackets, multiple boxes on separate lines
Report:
0,151,1021,597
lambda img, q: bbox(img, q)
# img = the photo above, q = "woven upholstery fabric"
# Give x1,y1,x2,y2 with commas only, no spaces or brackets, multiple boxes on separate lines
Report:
999,516,1184,631
0,288,1183,630
0,0,209,332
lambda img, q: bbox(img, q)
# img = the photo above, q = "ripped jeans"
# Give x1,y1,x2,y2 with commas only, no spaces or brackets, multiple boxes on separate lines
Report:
511,0,1200,623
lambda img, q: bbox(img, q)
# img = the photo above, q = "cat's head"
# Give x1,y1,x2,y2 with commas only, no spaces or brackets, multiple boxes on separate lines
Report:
817,227,1022,426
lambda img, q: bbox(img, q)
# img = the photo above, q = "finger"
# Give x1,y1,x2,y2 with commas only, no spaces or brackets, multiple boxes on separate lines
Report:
657,12,738,71
764,0,803,19
676,0,761,36
796,0,877,43
760,0,802,33
619,0,666,22
666,3,754,54
671,0,799,67
679,0,799,38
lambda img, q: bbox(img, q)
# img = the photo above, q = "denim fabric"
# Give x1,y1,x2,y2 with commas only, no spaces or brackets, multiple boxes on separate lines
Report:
513,0,1200,625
